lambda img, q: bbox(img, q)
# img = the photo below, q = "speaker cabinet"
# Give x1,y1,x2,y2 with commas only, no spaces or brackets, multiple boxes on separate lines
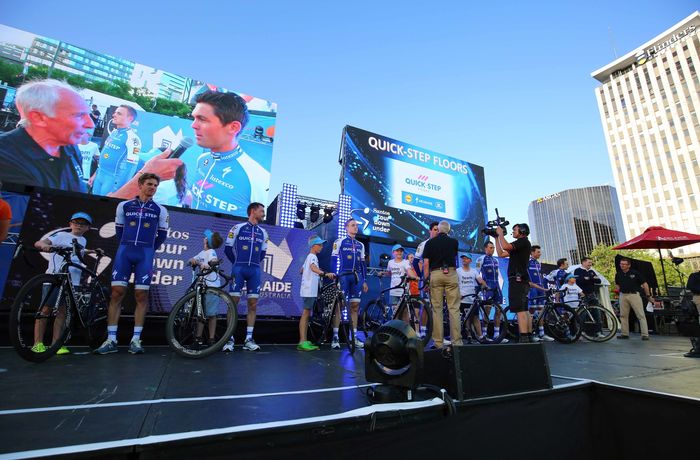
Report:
423,343,552,400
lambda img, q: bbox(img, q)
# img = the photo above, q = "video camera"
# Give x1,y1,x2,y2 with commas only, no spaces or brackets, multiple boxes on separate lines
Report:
482,208,509,238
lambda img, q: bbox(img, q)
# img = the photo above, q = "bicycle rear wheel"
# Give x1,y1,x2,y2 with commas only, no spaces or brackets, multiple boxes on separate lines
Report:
578,305,618,342
166,288,237,358
79,282,109,350
403,298,432,347
543,303,581,344
336,297,355,354
466,303,508,344
9,274,74,363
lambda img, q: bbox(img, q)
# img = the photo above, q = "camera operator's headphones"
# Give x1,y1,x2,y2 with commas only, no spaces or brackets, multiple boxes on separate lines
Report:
516,223,530,236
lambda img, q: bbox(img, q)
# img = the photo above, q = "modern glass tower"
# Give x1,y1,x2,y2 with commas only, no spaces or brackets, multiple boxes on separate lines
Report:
528,185,625,264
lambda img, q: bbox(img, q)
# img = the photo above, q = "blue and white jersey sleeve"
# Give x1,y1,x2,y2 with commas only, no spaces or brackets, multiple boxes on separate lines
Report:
260,227,269,253
157,203,169,231
225,224,243,248
115,201,126,226
331,238,342,257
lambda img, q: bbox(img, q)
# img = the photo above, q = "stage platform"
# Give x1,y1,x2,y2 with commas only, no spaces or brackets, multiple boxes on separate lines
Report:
0,335,699,459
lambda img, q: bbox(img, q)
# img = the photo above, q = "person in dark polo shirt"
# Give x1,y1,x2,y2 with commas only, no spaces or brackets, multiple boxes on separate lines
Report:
615,257,653,340
422,220,460,349
0,79,92,193
495,223,533,343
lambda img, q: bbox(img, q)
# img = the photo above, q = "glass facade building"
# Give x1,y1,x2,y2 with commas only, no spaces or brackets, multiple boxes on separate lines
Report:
528,186,625,264
591,11,700,259
25,37,135,84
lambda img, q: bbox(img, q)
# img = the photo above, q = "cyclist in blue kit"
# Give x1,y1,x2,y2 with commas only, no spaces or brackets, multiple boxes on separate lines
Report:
330,218,368,350
96,173,169,355
188,90,262,214
91,105,142,196
527,245,554,342
475,240,507,341
222,202,268,352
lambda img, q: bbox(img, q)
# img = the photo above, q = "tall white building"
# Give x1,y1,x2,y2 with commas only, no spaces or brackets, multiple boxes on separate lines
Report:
591,11,700,262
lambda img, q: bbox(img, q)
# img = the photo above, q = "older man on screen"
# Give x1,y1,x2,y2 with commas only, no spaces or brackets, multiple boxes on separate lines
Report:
0,79,181,197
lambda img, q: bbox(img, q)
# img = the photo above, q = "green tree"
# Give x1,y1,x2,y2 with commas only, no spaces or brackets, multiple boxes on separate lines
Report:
590,243,693,294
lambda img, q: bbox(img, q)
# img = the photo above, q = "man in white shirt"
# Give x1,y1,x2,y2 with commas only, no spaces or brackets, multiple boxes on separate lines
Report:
456,254,488,339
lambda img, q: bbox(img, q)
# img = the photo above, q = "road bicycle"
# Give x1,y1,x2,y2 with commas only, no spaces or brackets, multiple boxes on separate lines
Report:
166,262,238,358
9,240,109,363
460,286,508,344
361,274,432,347
503,288,581,343
308,272,362,354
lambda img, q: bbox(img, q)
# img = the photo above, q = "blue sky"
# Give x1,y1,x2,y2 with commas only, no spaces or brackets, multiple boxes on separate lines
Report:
3,0,697,234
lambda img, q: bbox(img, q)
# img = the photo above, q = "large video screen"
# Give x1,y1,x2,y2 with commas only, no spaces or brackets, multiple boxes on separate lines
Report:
0,24,276,218
341,126,488,250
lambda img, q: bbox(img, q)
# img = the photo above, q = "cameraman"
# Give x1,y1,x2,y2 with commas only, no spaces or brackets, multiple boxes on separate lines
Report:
495,223,533,343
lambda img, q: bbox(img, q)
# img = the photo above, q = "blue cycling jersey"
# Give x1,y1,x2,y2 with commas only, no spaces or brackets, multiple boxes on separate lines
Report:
188,147,252,214
115,198,169,248
527,258,544,287
93,128,142,195
476,254,499,284
331,236,366,279
550,268,568,289
224,221,269,266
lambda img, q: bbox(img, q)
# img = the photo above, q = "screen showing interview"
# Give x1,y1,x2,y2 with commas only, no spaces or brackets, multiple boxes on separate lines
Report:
0,23,276,219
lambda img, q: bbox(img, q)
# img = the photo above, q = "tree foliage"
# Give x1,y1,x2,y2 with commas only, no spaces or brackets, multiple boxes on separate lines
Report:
590,243,694,293
0,58,193,118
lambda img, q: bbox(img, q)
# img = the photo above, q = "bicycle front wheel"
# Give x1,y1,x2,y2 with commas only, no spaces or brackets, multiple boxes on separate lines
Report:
166,288,237,358
578,305,618,342
543,303,581,344
80,282,109,350
403,298,432,347
9,274,74,363
361,299,386,337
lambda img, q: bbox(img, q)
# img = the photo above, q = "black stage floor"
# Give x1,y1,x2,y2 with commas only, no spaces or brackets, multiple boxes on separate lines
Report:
0,334,699,458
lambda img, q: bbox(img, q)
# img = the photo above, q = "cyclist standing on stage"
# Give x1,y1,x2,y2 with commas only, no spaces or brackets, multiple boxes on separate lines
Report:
331,218,368,350
91,105,142,196
475,240,506,341
457,254,488,339
96,173,169,355
222,202,268,352
528,245,554,342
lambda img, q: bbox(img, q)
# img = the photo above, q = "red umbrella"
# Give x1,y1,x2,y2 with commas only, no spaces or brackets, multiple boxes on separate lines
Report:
613,226,700,293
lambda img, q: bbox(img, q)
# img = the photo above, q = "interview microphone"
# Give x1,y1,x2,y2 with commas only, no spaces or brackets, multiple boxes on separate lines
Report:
167,137,194,159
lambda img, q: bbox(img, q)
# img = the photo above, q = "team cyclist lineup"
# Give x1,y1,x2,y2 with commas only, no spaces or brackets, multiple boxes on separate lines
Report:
18,89,618,357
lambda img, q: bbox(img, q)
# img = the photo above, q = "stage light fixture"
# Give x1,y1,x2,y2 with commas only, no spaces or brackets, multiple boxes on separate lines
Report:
322,206,334,224
364,320,424,403
309,204,320,222
296,202,307,220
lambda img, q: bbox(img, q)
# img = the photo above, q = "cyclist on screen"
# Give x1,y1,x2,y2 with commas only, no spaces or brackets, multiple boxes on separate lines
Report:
95,173,169,355
188,91,268,214
91,105,142,196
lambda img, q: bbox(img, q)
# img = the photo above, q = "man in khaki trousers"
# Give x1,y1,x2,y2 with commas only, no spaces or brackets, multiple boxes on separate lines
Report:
422,221,461,349
614,257,654,340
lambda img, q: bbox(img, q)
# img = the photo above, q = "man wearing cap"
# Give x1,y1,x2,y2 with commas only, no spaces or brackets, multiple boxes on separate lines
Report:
96,173,169,355
33,211,102,355
298,235,335,351
385,244,416,307
422,220,461,349
457,254,488,340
